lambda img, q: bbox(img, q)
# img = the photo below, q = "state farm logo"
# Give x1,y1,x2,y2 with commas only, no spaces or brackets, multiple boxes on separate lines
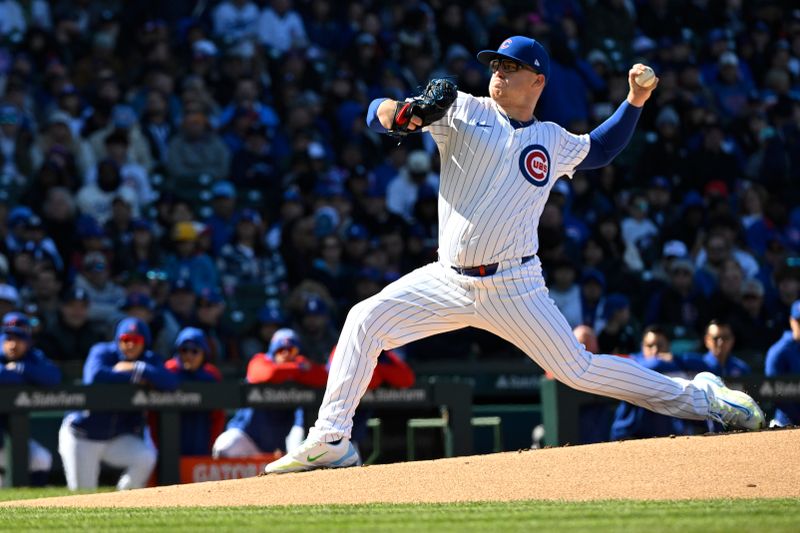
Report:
362,388,427,403
132,390,202,407
14,391,86,408
246,388,316,405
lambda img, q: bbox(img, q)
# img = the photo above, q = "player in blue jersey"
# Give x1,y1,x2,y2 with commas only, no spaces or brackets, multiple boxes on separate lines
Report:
59,318,178,490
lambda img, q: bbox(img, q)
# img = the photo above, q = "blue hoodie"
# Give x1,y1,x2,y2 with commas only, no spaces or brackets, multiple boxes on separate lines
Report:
166,327,223,455
0,337,61,440
64,318,179,441
765,331,800,426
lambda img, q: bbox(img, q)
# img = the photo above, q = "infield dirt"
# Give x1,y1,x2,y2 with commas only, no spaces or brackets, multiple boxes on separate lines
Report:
4,428,798,507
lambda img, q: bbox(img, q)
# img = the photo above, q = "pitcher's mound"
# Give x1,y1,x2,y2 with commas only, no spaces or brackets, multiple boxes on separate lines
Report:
6,428,799,507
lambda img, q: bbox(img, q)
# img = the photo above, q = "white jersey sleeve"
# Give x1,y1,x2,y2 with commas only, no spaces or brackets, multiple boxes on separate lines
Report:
553,126,590,178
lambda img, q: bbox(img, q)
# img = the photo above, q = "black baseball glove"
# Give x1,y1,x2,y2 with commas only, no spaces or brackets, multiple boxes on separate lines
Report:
389,78,457,135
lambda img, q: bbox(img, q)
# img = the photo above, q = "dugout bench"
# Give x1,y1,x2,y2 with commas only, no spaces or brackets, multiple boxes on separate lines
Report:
0,381,472,487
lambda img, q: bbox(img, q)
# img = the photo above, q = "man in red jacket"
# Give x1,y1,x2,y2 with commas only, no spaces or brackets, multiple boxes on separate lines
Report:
212,328,327,457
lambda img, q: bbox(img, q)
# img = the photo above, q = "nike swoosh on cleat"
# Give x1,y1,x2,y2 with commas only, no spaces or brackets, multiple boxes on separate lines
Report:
720,398,752,419
307,451,328,462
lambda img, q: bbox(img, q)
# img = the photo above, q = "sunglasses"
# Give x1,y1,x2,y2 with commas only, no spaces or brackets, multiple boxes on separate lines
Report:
489,58,537,74
119,333,145,344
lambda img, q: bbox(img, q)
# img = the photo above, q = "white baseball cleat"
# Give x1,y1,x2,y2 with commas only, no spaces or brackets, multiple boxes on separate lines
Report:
264,437,360,474
695,372,766,430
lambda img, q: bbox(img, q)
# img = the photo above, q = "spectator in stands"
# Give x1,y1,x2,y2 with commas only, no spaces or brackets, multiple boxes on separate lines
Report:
693,320,751,378
76,159,138,225
547,259,582,329
0,283,20,317
293,295,338,364
597,293,639,355
74,251,125,330
156,327,225,456
0,104,35,183
204,180,238,256
765,300,800,427
218,208,287,301
36,286,104,363
258,0,308,56
195,287,238,363
610,325,704,441
153,278,195,357
580,269,606,331
385,150,438,223
0,312,60,486
241,306,286,358
113,218,164,277
59,318,178,491
212,328,326,458
166,111,230,182
212,0,260,45
163,221,219,294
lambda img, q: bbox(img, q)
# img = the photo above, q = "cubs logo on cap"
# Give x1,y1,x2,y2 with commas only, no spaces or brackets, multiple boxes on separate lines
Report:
519,144,550,187
477,35,550,80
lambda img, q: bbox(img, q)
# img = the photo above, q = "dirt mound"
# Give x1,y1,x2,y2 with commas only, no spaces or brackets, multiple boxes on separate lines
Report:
5,429,798,507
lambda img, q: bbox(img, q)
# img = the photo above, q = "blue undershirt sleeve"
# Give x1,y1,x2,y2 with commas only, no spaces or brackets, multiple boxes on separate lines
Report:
576,100,642,170
366,98,390,133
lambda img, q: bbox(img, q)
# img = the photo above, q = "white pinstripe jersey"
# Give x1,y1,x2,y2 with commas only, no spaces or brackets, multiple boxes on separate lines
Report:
425,91,590,268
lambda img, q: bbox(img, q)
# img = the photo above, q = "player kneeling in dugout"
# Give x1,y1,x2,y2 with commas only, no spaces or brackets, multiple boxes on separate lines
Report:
59,318,178,490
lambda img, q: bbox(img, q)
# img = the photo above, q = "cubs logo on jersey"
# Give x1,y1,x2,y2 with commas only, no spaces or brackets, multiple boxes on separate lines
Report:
518,144,550,187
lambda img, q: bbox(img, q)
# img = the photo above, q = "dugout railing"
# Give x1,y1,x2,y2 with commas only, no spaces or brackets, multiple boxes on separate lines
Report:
540,374,800,446
0,381,472,487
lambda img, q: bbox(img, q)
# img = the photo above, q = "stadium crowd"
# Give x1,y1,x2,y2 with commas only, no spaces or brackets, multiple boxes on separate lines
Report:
1,0,800,486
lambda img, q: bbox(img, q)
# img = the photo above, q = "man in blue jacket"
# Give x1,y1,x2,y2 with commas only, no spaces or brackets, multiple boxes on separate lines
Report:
765,300,800,427
58,318,178,490
610,325,709,440
0,312,61,486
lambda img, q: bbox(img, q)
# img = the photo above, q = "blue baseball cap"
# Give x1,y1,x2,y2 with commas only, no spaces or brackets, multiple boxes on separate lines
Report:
257,306,285,325
114,317,151,347
791,300,800,320
122,292,155,311
211,180,236,199
268,328,301,356
304,296,328,315
477,36,550,80
603,293,630,320
2,312,31,340
174,326,209,356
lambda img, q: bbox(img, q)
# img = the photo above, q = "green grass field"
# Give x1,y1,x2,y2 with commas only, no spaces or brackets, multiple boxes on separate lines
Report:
0,489,798,532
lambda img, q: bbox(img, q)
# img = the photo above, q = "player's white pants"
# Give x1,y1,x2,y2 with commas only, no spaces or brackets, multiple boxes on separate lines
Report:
310,259,711,441
58,422,157,491
212,426,305,458
0,439,53,487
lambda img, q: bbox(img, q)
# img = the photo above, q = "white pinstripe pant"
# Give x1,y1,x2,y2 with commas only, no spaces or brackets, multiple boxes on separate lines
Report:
310,259,710,441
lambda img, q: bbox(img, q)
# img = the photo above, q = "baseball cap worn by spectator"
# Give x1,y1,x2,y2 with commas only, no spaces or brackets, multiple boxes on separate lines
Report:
172,221,198,241
257,306,285,326
122,292,155,311
83,251,108,272
2,311,31,340
407,151,431,174
304,296,328,316
211,180,236,199
62,286,90,304
663,240,689,259
0,283,20,307
476,36,550,80
603,293,630,321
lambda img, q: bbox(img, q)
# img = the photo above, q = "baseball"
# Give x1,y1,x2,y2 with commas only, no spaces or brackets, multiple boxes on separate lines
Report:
635,66,656,88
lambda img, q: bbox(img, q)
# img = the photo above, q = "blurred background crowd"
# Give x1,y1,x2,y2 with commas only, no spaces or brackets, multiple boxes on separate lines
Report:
0,0,799,375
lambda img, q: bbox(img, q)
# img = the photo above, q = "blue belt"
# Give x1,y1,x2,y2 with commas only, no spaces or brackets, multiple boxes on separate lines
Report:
451,255,535,277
